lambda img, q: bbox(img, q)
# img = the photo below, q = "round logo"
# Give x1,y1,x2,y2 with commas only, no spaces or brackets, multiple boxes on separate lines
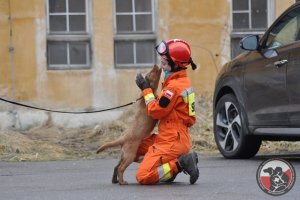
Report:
256,158,296,196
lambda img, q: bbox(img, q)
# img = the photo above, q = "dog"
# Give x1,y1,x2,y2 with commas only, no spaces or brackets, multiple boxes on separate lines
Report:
96,65,162,185
263,167,289,192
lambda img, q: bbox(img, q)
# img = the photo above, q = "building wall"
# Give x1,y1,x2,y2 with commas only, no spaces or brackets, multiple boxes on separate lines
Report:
0,0,38,102
0,1,11,97
158,0,231,95
0,0,297,113
276,0,296,15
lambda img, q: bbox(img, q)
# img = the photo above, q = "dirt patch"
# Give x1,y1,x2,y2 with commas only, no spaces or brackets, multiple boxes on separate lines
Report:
0,96,299,161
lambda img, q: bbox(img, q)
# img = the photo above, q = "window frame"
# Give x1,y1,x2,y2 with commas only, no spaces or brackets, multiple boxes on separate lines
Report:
231,0,275,37
113,0,157,69
230,0,275,58
262,7,300,49
46,0,92,70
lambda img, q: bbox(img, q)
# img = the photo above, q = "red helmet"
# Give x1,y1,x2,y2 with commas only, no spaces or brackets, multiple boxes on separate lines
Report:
155,39,197,71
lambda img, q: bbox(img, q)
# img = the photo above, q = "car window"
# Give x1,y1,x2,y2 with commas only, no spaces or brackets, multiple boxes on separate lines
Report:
265,7,300,49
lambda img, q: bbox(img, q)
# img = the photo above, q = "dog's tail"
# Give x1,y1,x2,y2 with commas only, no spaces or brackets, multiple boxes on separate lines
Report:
96,136,125,154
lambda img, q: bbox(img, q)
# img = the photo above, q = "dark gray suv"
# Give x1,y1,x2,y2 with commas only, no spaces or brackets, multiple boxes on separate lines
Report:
213,3,300,158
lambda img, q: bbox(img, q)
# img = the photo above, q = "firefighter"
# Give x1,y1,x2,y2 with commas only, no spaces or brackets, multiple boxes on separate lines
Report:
135,39,199,185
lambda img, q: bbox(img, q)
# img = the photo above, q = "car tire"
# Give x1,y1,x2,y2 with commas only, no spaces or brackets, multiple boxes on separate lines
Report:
213,94,261,158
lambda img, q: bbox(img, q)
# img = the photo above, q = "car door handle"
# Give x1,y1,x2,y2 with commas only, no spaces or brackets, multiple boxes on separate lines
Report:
274,60,288,67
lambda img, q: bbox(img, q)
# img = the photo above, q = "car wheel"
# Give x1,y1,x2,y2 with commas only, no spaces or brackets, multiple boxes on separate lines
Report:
214,94,261,158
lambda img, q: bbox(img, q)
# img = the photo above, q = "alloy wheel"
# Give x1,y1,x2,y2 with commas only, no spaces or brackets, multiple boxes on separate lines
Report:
215,101,241,152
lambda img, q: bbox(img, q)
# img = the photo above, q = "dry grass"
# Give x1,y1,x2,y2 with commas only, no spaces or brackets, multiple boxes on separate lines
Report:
190,96,219,154
0,95,299,161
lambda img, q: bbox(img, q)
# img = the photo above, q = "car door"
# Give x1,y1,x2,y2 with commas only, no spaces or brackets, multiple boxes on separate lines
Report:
243,48,289,126
244,7,300,126
287,45,300,126
275,7,300,126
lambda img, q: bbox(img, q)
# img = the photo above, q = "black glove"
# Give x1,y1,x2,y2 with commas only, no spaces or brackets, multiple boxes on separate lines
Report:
135,73,150,90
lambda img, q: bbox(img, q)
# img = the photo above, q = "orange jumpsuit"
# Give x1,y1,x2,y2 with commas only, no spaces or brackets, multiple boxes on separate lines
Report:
135,70,196,184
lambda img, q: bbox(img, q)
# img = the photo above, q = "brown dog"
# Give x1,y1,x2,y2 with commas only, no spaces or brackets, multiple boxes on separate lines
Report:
96,65,162,185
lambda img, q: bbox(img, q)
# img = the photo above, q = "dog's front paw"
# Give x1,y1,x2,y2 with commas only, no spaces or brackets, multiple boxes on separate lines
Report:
119,180,128,185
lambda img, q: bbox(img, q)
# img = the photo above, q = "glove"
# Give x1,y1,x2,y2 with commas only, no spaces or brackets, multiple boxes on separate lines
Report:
135,73,150,90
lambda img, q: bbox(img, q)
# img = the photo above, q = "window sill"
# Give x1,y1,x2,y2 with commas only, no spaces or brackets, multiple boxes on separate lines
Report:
47,35,91,41
231,31,265,38
114,34,156,41
115,63,155,69
47,65,91,70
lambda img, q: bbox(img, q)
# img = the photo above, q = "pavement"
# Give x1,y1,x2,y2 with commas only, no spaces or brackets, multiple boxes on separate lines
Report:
0,154,299,200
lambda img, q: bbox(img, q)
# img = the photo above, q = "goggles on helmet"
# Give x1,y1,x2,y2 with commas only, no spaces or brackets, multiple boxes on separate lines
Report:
156,41,168,55
155,40,197,71
155,41,175,68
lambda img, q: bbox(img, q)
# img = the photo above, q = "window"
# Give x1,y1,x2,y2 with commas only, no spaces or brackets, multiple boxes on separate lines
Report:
46,0,91,70
265,8,300,49
231,0,274,58
232,0,267,31
114,0,156,68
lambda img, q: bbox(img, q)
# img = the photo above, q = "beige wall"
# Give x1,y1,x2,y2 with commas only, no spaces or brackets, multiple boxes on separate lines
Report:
0,0,297,111
0,0,38,101
158,0,230,95
0,1,11,96
276,0,296,16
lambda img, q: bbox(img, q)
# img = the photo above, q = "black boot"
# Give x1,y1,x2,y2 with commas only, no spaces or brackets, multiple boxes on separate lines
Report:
178,151,199,184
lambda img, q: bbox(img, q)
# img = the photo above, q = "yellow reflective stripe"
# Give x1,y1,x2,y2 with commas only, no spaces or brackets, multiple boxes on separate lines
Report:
181,88,196,116
157,163,172,181
162,163,172,180
188,92,196,116
144,93,155,105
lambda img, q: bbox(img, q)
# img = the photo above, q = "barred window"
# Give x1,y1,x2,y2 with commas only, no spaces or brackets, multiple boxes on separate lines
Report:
47,0,91,70
232,0,267,31
114,0,156,68
231,0,274,58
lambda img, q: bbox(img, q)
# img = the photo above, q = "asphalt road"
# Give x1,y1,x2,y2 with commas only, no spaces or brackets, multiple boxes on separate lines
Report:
0,154,299,200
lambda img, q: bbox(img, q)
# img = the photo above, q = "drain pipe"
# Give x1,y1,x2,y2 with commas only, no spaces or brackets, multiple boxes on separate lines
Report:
8,0,16,98
7,0,20,130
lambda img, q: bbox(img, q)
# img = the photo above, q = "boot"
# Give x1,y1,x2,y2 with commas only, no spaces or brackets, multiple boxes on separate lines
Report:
178,151,199,184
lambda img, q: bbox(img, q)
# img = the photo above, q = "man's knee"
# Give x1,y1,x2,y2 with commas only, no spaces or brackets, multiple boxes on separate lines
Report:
136,168,158,185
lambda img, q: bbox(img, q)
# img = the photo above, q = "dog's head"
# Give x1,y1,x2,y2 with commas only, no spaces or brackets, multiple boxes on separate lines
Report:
264,167,275,176
145,65,162,93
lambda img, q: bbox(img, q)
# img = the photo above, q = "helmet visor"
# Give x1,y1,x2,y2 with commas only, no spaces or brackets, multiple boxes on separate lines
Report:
155,41,168,55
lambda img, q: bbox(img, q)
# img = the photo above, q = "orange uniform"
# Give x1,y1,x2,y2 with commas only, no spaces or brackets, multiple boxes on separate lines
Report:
135,70,196,184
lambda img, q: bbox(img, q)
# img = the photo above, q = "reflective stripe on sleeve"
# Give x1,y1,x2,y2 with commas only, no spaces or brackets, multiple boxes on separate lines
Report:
144,93,155,105
157,163,172,181
181,87,196,116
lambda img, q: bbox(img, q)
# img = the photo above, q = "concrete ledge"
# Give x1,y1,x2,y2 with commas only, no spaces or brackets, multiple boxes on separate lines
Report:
0,110,123,131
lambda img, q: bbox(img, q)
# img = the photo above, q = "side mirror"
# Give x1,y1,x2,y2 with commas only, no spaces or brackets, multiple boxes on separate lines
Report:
240,35,259,51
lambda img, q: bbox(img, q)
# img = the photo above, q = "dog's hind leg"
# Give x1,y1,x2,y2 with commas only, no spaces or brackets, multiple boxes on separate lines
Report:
117,147,137,185
112,159,122,184
117,153,136,185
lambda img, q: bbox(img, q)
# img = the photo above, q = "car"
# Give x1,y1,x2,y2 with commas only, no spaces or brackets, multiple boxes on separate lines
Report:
213,2,300,159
